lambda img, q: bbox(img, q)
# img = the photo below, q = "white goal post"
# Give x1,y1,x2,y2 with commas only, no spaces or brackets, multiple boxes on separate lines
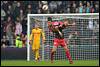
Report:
27,13,99,61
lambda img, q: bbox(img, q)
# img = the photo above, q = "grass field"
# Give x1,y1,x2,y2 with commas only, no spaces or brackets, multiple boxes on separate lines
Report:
1,60,99,66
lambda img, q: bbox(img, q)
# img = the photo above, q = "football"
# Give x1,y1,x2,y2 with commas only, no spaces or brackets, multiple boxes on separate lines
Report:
42,5,48,11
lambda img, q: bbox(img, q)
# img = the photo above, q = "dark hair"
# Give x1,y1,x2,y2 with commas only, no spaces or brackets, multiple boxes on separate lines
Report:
47,17,52,22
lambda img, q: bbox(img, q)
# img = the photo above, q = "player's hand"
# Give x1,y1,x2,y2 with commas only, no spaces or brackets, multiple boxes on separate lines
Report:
64,21,68,26
42,39,46,44
29,40,32,45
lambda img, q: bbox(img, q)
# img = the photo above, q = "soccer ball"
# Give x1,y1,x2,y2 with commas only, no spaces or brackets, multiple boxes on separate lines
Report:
42,5,48,11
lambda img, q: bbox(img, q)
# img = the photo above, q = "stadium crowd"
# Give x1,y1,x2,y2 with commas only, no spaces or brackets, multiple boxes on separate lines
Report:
1,1,99,47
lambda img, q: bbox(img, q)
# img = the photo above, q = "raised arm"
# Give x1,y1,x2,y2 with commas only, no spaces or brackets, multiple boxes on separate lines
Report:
63,19,75,27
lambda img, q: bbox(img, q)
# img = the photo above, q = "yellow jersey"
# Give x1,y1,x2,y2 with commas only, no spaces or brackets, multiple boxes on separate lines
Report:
30,28,45,50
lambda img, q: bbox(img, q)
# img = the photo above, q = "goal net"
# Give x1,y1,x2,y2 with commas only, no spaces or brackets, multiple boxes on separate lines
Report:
27,13,99,61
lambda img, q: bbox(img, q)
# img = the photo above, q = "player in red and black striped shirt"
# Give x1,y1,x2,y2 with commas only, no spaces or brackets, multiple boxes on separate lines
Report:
47,17,75,64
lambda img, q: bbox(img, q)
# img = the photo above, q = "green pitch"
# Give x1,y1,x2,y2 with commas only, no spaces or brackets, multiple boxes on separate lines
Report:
1,60,99,66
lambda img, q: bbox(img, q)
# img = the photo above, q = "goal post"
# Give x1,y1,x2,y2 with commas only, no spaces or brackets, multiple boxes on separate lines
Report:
27,13,99,61
27,14,30,61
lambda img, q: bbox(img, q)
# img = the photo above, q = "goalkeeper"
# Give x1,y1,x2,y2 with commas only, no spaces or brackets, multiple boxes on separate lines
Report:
30,22,45,61
47,17,75,64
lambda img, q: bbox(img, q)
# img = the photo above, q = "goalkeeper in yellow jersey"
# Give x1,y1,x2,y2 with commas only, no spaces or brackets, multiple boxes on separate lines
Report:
29,23,45,61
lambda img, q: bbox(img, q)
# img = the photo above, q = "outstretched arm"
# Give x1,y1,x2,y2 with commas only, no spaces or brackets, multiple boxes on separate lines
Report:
63,19,75,28
67,22,75,26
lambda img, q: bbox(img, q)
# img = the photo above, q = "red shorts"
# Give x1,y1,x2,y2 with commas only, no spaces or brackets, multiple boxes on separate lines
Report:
53,38,68,47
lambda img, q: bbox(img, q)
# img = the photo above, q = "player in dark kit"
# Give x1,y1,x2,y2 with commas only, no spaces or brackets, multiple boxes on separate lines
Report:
47,17,75,64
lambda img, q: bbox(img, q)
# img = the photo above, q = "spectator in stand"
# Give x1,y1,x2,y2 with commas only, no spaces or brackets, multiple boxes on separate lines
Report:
90,1,94,8
83,1,87,7
13,2,21,20
94,4,99,13
19,9,27,37
21,19,27,38
71,3,76,13
7,5,14,17
15,17,22,36
49,1,57,13
21,32,27,47
19,9,25,22
32,1,39,14
27,4,33,14
1,33,9,48
79,2,83,13
5,16,14,46
86,2,91,13
90,6,95,13
56,1,62,13
67,7,70,13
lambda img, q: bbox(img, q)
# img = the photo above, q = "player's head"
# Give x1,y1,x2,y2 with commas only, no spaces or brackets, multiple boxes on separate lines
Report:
35,23,40,29
47,17,52,22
